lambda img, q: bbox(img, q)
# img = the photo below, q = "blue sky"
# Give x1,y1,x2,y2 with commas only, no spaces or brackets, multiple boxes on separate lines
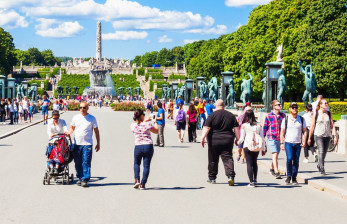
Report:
0,0,271,59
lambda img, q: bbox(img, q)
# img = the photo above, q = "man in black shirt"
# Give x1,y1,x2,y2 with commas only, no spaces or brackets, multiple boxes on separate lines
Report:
0,99,7,123
201,100,240,186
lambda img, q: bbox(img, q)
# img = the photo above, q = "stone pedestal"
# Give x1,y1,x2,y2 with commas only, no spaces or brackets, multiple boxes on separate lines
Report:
7,78,16,99
0,75,5,99
336,119,347,156
264,62,284,112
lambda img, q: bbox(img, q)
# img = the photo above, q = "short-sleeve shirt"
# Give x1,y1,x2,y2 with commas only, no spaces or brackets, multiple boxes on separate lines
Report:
71,113,98,145
130,122,154,145
198,103,206,114
176,99,184,109
205,104,215,116
47,119,68,138
156,108,165,125
205,109,239,147
187,110,197,123
42,99,51,109
281,115,306,144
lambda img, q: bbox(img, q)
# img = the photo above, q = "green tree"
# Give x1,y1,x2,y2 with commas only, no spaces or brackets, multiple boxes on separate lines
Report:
41,49,56,66
0,27,17,74
27,48,44,65
14,49,30,66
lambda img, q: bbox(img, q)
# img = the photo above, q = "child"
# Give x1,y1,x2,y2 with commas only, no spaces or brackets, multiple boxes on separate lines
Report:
18,102,23,123
28,102,34,123
47,141,64,175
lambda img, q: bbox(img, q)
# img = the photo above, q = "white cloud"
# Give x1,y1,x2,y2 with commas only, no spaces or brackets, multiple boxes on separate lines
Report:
0,9,29,29
184,25,227,35
235,23,243,30
146,40,151,44
225,0,272,7
103,31,148,40
158,35,173,43
35,19,83,38
183,39,199,44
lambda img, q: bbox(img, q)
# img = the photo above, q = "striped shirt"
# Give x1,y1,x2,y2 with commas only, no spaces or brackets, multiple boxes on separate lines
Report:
263,111,285,140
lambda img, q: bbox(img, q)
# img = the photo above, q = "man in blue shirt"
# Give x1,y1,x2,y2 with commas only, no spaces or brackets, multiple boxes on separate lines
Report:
205,99,215,117
40,95,51,125
175,95,184,109
155,101,165,147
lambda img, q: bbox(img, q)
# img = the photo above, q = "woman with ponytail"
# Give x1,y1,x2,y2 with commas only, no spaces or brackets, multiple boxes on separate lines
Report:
130,109,159,190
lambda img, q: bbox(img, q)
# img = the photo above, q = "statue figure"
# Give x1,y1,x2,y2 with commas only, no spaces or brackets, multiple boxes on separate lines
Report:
162,86,167,99
208,77,218,102
261,70,266,105
240,73,253,104
65,86,71,95
167,86,172,99
16,83,22,99
57,86,63,96
218,86,222,99
277,69,287,108
179,84,185,100
28,86,37,101
73,86,80,95
276,44,284,62
299,60,316,106
127,87,133,96
174,88,179,100
199,81,207,99
226,77,235,107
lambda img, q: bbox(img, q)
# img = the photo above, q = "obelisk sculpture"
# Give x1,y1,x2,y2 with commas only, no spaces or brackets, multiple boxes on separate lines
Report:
96,21,102,61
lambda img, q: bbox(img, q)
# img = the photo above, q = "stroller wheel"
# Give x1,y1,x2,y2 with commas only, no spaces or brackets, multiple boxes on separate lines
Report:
43,173,47,185
70,174,74,183
47,177,50,185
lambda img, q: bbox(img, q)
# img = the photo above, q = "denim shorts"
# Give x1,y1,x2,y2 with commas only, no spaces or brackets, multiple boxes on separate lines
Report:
42,107,48,115
238,142,244,149
176,121,186,130
268,139,280,154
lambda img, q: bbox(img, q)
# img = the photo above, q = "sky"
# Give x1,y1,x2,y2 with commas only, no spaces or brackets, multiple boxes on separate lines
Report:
0,0,272,60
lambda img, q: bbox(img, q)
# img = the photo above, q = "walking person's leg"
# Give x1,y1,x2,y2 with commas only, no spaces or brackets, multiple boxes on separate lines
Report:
252,151,260,183
188,122,193,142
141,145,154,187
292,144,302,182
285,143,294,183
10,112,14,124
243,147,254,183
268,139,281,178
192,122,197,142
73,145,83,183
316,136,327,173
320,137,330,174
81,145,93,185
219,143,236,182
160,124,165,146
208,146,220,181
201,113,206,127
134,145,143,182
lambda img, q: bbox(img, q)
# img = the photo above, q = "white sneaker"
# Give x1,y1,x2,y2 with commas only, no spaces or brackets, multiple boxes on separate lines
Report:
303,158,309,163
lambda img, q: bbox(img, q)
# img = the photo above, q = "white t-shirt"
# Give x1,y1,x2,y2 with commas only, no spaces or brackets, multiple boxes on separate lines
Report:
47,119,68,138
71,113,98,145
22,100,28,110
53,103,60,111
281,115,306,144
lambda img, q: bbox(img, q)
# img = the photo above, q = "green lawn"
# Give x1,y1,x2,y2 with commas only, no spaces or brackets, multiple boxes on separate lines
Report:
333,114,342,121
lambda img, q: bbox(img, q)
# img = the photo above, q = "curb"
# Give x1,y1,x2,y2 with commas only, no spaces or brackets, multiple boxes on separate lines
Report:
0,111,66,140
257,159,347,200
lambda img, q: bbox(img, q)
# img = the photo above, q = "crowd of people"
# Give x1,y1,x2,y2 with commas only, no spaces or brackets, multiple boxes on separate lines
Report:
130,94,337,189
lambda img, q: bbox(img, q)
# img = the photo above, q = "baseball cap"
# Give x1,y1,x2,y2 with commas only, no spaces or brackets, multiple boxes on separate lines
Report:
246,102,251,106
289,102,298,108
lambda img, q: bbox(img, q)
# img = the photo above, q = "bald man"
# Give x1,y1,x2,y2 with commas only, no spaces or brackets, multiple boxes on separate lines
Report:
68,102,100,187
201,100,240,186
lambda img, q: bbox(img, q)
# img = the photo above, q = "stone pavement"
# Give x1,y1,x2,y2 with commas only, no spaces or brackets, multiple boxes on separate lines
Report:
0,107,346,224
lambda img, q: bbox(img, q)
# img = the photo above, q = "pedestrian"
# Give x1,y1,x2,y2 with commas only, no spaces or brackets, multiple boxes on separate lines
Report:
311,95,329,112
53,100,60,111
47,110,68,138
263,100,285,179
198,98,206,129
167,99,174,120
67,102,100,187
40,95,51,125
280,102,307,185
175,95,184,109
187,103,198,142
18,102,23,123
12,99,19,124
302,104,318,163
308,99,337,175
236,105,252,163
162,99,166,111
131,109,159,190
22,96,29,122
0,98,7,124
201,99,240,185
205,99,215,117
155,101,165,147
175,103,186,143
237,110,266,187
28,101,34,123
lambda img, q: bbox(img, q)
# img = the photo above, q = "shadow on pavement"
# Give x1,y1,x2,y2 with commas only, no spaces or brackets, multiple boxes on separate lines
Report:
0,144,13,146
255,183,302,188
89,183,133,187
164,146,192,148
325,160,346,163
88,177,107,182
146,186,205,190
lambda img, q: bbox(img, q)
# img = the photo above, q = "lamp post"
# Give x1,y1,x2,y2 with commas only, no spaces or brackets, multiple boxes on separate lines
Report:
185,79,193,104
221,71,234,106
264,62,283,112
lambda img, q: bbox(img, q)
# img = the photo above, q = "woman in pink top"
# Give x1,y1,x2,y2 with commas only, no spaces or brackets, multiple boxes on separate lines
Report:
130,109,158,190
187,103,198,142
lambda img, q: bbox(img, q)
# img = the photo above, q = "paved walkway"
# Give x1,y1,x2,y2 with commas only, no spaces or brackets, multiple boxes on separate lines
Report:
0,107,346,224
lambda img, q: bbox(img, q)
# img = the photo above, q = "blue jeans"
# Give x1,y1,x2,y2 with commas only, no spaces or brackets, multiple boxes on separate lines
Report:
134,144,154,184
285,143,301,179
198,113,206,129
73,145,93,181
9,112,14,124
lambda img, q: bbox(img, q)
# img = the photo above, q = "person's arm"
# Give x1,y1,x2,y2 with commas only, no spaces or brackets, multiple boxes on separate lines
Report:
47,122,54,138
94,127,100,152
237,124,245,145
233,126,240,146
156,110,164,121
330,113,338,144
201,126,211,148
150,122,159,134
298,61,305,74
301,127,307,147
280,127,285,151
263,116,269,138
308,115,316,146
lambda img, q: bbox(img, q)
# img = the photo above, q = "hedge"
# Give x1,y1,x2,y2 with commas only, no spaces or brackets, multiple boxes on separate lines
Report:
133,68,145,76
148,68,163,73
283,102,347,115
149,81,169,92
151,73,164,80
169,74,185,80
29,80,49,90
13,73,39,79
111,102,145,111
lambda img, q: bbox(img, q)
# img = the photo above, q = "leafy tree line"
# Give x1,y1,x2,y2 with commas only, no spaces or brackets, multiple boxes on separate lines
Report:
14,48,61,66
132,0,346,101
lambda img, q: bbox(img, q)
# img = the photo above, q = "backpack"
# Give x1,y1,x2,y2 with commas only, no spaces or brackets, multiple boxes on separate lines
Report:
176,110,185,123
284,115,304,139
245,124,264,152
56,136,73,164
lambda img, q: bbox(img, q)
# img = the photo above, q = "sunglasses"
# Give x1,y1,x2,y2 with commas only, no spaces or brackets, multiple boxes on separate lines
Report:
291,107,298,109
80,107,87,109
275,104,281,106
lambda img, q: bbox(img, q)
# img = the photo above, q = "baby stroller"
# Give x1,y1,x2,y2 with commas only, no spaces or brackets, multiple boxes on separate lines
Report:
43,134,74,185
